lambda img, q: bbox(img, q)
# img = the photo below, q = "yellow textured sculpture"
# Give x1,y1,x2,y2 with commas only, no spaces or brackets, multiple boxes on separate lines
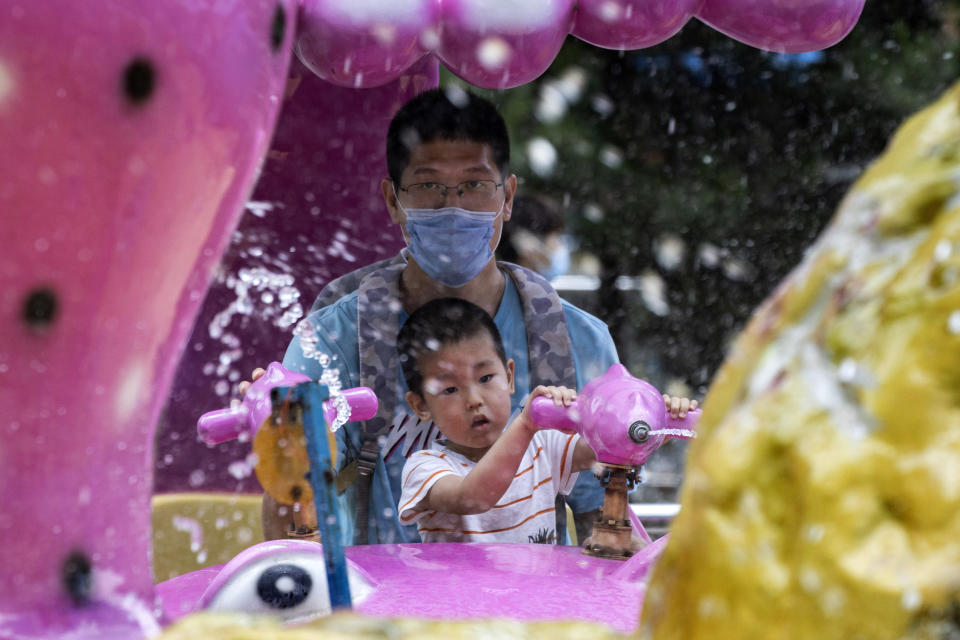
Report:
639,82,960,639
160,612,627,639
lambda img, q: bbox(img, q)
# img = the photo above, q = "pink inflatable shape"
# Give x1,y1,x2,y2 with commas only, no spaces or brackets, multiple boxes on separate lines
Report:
296,0,436,88
531,364,699,468
156,540,659,633
197,362,379,445
289,0,864,89
573,0,704,50
436,0,574,89
0,1,296,637
697,0,866,53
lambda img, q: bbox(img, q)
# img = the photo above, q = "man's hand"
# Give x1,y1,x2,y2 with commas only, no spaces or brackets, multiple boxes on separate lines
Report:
662,394,698,419
237,367,266,397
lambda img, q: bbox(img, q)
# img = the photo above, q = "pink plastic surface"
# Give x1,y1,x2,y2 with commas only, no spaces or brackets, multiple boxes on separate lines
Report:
0,2,295,637
294,0,866,88
572,0,703,50
196,362,379,445
697,0,867,53
531,364,699,467
157,540,659,633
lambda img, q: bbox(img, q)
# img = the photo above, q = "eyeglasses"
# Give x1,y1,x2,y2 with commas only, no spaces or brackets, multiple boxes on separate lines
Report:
398,180,504,211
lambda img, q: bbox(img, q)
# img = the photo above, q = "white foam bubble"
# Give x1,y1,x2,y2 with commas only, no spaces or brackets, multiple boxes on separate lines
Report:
477,37,510,71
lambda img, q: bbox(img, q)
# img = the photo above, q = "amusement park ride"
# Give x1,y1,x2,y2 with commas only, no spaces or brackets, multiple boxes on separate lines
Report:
0,0,867,637
175,360,698,629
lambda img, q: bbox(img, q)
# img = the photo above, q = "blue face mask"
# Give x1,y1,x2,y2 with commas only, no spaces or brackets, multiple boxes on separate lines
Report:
402,205,498,288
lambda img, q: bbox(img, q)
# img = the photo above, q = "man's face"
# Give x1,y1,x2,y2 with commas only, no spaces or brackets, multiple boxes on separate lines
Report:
381,139,517,254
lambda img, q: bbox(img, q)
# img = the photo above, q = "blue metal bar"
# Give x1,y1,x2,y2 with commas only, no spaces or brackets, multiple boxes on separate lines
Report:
278,382,352,609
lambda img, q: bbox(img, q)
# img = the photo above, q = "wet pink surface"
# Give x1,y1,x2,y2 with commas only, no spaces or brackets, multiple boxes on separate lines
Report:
157,541,662,633
350,543,648,631
0,1,296,636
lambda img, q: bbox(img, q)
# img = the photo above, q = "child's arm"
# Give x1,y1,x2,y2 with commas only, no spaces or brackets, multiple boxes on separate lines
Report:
421,385,577,516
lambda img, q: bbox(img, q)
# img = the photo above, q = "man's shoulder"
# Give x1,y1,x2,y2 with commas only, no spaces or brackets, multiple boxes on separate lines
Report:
310,252,407,313
307,288,360,326
558,297,611,336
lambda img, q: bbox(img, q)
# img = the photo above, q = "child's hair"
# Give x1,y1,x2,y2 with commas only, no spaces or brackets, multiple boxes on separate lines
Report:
398,297,507,396
386,87,511,186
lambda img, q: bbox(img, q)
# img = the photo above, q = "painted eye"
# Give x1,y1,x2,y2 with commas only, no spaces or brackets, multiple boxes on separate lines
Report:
203,547,374,623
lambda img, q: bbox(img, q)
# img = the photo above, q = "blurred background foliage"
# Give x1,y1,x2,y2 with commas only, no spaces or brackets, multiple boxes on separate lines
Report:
448,0,960,399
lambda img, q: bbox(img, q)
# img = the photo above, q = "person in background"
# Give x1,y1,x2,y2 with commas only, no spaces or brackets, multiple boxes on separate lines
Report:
497,193,570,282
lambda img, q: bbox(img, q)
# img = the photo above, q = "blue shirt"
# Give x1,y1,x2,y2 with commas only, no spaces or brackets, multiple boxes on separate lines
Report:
283,273,618,545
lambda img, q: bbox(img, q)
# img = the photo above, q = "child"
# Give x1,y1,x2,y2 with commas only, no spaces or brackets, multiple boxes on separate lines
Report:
396,297,596,544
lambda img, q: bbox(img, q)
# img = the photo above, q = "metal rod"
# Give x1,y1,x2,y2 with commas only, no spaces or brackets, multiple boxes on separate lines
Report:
281,382,352,610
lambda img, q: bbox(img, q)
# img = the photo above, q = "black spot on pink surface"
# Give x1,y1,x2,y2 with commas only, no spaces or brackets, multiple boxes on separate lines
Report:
62,550,92,605
122,57,155,105
22,287,57,330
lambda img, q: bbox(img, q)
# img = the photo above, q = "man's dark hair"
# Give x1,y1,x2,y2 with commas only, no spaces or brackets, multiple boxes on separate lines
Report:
386,87,511,185
398,297,507,396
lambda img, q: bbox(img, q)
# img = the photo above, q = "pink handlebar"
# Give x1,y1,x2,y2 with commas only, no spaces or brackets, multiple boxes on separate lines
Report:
528,365,700,467
528,397,581,432
197,362,378,445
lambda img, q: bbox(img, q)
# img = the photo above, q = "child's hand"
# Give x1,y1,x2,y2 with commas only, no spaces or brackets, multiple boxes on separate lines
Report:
662,393,698,418
518,385,577,432
533,384,577,407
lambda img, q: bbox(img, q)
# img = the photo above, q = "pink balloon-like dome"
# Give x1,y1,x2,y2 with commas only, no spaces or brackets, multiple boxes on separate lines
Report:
295,0,866,89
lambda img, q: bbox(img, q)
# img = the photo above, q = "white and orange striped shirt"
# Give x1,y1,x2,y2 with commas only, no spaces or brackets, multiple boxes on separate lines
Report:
398,430,581,543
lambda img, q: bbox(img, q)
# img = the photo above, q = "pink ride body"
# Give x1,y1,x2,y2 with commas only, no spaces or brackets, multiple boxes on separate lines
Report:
156,539,660,633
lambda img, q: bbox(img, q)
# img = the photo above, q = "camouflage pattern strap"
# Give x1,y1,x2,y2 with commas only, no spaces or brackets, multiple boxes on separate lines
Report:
499,262,577,389
310,250,409,314
356,261,407,439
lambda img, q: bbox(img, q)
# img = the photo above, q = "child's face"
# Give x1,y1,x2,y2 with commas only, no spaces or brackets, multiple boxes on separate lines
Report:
405,331,515,459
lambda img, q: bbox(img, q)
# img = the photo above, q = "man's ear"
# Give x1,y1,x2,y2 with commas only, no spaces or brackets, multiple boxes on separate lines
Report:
382,178,403,225
502,173,518,222
405,390,431,421
506,358,515,396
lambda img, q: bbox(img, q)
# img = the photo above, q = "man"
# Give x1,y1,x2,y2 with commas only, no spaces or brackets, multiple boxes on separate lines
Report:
258,87,622,545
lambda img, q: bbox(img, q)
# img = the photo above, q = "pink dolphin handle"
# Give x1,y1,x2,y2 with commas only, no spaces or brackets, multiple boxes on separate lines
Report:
197,362,378,445
529,364,699,468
